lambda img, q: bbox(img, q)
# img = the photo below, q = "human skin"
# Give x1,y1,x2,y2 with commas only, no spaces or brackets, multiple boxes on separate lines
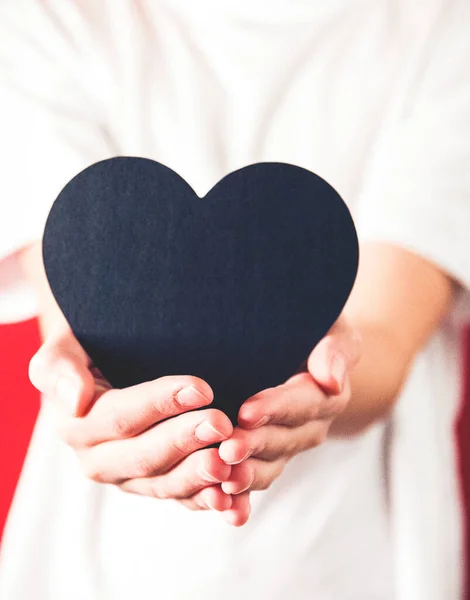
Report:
22,240,453,525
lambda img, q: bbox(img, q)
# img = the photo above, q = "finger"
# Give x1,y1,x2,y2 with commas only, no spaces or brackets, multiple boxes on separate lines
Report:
179,486,233,512
222,458,286,494
79,408,233,483
219,421,328,464
193,486,233,511
62,375,214,447
221,459,254,494
221,492,251,527
29,331,95,417
118,448,231,499
238,372,328,429
307,317,362,395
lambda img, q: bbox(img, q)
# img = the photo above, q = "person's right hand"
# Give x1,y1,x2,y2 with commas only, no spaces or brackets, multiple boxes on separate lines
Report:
28,329,235,513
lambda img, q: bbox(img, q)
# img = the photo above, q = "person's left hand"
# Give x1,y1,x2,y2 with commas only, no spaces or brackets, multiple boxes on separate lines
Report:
216,317,361,526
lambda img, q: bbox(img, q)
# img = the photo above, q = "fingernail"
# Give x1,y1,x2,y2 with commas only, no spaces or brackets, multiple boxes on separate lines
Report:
195,421,225,443
54,375,80,415
222,449,252,465
247,415,269,429
201,467,222,483
330,353,346,392
177,385,211,407
237,470,255,493
205,497,217,510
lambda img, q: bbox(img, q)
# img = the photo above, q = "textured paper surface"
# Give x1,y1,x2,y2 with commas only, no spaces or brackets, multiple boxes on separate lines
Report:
43,157,358,422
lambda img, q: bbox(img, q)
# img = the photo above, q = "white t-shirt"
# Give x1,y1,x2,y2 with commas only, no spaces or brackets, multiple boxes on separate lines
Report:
0,1,469,599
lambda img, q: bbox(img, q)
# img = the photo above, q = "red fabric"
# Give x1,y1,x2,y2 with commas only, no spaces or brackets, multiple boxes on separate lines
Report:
0,319,40,537
0,320,469,595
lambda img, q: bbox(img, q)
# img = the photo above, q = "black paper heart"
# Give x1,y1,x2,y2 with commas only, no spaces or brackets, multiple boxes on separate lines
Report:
43,157,358,423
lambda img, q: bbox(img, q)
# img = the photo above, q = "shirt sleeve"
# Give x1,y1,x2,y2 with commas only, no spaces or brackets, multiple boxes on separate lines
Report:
354,1,470,316
0,1,116,323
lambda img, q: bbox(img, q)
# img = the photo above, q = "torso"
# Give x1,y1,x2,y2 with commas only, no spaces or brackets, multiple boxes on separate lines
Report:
0,1,464,598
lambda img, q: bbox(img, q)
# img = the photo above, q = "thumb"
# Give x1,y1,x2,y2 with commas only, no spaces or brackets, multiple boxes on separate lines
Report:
29,329,95,417
307,317,362,396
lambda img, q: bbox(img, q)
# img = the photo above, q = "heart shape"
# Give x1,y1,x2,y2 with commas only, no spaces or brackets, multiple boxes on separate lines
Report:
43,157,358,423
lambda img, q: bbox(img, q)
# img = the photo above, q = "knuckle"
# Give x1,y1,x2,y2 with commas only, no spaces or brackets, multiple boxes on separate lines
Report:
108,404,134,438
305,393,322,421
134,456,156,478
267,404,288,425
168,389,189,414
171,433,194,457
155,395,175,420
149,481,168,500
307,404,320,423
285,436,301,457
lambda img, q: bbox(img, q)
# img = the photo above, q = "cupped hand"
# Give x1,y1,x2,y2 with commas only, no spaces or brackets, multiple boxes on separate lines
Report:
28,316,360,525
29,330,234,512
217,317,362,526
